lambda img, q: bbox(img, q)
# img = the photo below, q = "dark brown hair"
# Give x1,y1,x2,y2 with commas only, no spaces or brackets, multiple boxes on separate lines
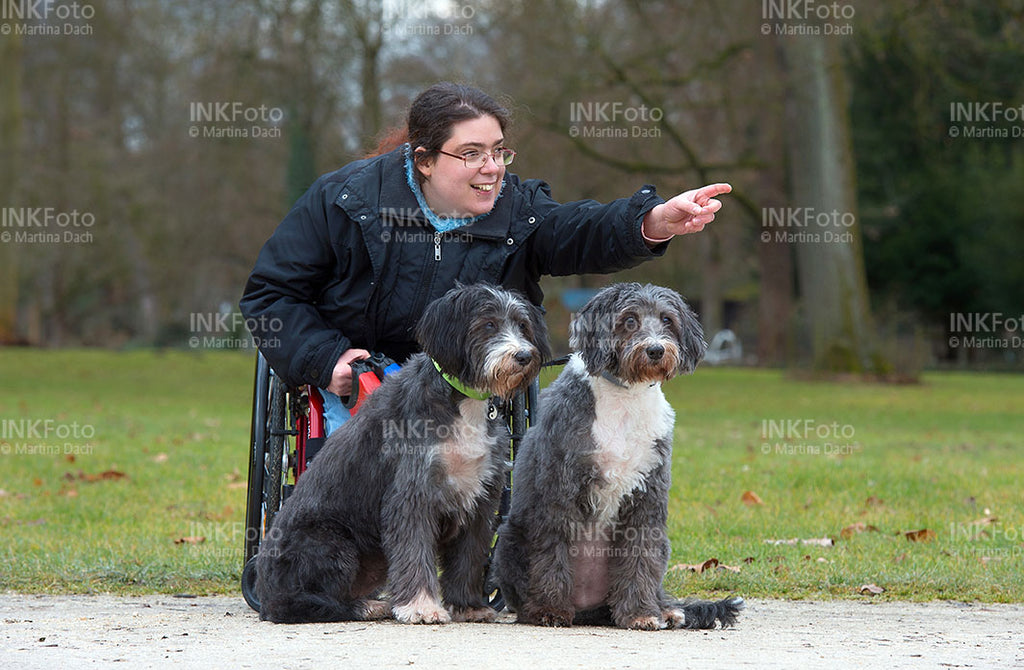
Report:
367,82,510,163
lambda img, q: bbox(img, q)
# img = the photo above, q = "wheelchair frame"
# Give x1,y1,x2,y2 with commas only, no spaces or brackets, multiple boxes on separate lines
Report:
240,350,539,613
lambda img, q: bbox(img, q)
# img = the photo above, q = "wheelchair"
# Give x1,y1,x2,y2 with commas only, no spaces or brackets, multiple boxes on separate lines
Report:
240,350,539,613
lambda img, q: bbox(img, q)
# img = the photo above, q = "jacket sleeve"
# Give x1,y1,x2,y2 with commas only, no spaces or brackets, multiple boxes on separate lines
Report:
522,181,669,278
239,180,351,389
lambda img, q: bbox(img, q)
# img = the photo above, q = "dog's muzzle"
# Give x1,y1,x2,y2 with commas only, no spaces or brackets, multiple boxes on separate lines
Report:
618,337,680,384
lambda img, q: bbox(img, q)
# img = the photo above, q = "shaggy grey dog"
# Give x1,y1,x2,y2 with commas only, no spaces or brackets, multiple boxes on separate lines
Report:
257,284,550,624
492,282,743,630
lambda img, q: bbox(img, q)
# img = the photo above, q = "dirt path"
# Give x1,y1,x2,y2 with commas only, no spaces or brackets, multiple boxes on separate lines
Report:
2,594,1022,669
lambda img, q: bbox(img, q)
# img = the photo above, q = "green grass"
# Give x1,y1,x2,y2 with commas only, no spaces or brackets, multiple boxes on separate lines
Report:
1,349,1022,601
660,368,1024,603
0,349,252,595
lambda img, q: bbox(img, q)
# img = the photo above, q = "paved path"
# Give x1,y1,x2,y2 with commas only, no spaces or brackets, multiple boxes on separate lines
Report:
2,595,1022,669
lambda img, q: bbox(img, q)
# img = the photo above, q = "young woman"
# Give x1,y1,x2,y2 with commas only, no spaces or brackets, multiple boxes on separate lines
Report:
240,82,730,432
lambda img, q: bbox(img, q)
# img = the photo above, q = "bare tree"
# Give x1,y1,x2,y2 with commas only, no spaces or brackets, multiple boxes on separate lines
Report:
779,32,877,371
0,31,22,343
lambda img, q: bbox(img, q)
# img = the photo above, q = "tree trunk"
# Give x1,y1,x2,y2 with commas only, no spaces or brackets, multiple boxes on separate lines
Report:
699,231,723,338
0,31,22,344
757,227,795,366
360,37,382,145
343,0,383,148
780,33,877,372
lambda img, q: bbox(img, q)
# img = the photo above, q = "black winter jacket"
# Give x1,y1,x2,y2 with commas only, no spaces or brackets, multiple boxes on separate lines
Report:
239,146,668,388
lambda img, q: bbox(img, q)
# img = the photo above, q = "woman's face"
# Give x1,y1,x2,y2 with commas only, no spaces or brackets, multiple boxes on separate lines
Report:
416,115,506,219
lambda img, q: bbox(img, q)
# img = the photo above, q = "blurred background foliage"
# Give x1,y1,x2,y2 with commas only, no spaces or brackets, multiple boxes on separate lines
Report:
1,0,1021,372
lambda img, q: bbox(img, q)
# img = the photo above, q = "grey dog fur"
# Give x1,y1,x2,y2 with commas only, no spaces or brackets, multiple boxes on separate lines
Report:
491,282,743,629
257,283,550,624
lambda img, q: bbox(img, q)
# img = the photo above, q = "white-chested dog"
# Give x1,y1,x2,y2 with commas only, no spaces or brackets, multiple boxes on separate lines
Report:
492,282,742,629
257,283,550,624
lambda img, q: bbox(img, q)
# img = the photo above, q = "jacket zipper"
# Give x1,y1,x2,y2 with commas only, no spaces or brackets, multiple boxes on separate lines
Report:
406,230,442,336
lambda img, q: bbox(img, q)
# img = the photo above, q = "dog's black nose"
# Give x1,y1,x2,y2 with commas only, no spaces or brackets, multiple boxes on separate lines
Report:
646,344,665,361
514,350,534,366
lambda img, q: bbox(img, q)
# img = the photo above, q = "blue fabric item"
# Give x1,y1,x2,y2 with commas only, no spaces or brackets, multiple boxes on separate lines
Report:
319,387,352,436
403,144,504,233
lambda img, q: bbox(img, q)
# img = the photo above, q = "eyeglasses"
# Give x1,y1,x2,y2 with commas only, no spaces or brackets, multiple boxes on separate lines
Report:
436,147,516,169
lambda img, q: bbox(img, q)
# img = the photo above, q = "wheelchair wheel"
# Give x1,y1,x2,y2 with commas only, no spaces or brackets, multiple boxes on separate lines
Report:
241,555,260,612
243,353,271,564
241,353,290,612
262,375,287,534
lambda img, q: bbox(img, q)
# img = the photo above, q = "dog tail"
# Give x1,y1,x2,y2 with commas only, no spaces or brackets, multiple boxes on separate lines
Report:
260,592,371,623
672,596,744,629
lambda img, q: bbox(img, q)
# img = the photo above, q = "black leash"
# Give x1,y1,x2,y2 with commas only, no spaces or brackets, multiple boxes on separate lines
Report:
543,354,572,368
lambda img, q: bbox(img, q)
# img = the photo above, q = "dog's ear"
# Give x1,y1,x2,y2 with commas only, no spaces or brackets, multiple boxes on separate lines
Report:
664,288,707,375
570,284,623,375
415,287,468,374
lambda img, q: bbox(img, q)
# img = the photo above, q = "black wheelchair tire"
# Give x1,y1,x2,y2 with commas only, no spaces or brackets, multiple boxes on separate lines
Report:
241,555,261,612
243,353,271,564
262,375,287,535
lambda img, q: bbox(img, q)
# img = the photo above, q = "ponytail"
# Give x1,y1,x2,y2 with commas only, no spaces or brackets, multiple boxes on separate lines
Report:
365,126,409,158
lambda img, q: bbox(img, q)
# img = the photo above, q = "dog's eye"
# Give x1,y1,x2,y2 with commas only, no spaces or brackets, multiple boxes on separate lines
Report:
661,315,673,326
485,321,496,332
623,316,638,331
518,322,530,335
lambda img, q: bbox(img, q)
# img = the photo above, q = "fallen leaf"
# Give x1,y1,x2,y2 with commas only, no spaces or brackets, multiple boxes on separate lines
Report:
741,490,764,506
669,557,741,574
841,522,880,540
865,496,885,507
75,470,128,483
903,529,936,543
764,537,835,547
970,516,998,526
153,453,169,464
174,536,205,545
859,583,885,595
64,454,76,464
670,557,719,574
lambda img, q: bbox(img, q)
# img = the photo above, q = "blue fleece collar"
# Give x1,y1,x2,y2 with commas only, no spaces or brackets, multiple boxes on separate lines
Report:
403,144,504,233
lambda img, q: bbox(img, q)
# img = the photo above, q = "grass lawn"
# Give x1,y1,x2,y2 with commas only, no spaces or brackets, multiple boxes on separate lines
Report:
1,349,1022,602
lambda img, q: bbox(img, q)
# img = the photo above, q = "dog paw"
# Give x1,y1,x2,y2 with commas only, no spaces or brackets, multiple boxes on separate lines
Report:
362,599,392,620
450,606,498,623
519,606,574,628
537,612,573,627
392,595,452,624
623,614,666,631
662,607,686,628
